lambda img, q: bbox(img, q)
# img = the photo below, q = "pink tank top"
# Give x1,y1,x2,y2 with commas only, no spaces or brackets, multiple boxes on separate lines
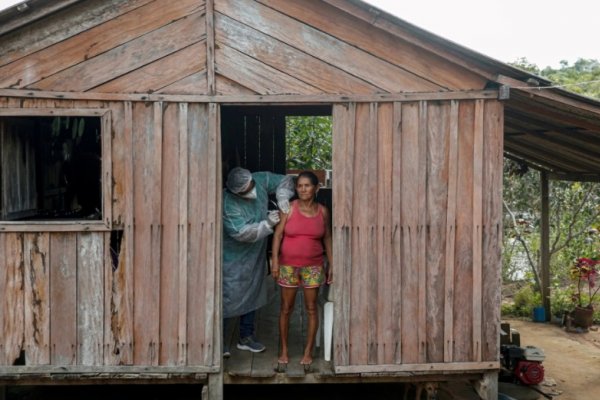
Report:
279,201,325,267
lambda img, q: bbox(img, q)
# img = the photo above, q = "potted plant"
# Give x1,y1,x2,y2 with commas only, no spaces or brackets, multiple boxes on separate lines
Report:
569,257,600,328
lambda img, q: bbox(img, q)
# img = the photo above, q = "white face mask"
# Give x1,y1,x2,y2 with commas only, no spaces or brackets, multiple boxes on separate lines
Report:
239,186,257,199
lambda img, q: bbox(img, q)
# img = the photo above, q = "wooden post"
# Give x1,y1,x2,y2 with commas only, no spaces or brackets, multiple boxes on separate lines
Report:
205,372,223,400
473,371,498,400
540,172,551,321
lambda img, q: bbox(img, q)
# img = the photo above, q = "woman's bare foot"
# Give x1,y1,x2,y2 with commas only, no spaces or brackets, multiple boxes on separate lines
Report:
300,356,312,365
278,355,289,364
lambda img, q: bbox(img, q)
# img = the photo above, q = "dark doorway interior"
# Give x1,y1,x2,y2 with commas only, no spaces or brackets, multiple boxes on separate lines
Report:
220,105,331,179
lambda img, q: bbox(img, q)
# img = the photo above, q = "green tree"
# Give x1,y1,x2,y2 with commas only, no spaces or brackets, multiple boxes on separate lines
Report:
510,57,600,99
503,58,600,316
286,116,332,170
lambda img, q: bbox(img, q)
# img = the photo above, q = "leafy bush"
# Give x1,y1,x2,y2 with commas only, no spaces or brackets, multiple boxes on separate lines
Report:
502,284,541,318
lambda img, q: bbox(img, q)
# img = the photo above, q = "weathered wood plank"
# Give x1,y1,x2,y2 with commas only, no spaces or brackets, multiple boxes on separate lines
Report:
331,103,355,366
204,103,219,366
481,100,503,362
0,0,204,87
158,71,209,95
29,12,206,92
177,103,190,365
400,102,420,364
186,103,209,365
215,44,321,95
416,101,428,364
376,103,393,365
334,361,499,374
217,0,442,93
132,102,162,365
391,102,403,364
215,75,256,95
453,101,475,362
0,0,155,67
206,0,215,95
472,100,484,362
349,103,369,365
215,13,379,94
94,41,208,94
49,233,77,365
0,233,24,366
101,109,113,229
425,102,450,363
0,0,203,89
0,88,500,103
159,103,181,365
104,101,134,365
444,101,460,362
365,103,379,365
77,233,104,365
109,102,127,227
23,233,50,365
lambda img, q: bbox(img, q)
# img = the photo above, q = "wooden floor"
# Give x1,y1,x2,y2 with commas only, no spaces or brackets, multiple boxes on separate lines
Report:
223,278,336,383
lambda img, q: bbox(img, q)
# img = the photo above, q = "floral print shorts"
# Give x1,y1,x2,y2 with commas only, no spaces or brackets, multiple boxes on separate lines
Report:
277,265,325,288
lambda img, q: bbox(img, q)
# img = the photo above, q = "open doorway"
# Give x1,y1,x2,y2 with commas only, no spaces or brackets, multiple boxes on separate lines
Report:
220,104,333,373
221,104,332,207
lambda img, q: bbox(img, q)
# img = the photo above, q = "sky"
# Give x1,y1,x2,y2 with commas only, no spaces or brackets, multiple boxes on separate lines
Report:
0,0,598,69
364,0,600,69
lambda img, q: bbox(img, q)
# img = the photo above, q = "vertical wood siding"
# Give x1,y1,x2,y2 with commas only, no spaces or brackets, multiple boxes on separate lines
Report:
0,99,221,368
332,99,503,369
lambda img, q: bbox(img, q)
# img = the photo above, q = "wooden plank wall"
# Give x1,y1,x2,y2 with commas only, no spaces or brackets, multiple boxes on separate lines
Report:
0,0,208,95
332,100,503,369
213,0,488,95
0,98,221,368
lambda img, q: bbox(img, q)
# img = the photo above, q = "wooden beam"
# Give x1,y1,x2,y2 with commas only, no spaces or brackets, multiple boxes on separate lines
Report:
0,88,500,103
205,0,215,95
334,361,499,374
0,365,217,374
0,222,110,232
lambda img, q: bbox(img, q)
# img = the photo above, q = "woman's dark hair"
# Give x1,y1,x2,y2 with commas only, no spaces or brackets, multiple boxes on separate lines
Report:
296,171,319,186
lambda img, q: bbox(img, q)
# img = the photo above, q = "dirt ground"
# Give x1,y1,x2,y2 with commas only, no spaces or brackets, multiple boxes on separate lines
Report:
503,318,600,400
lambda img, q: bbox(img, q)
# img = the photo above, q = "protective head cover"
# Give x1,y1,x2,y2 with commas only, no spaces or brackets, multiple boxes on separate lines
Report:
226,167,253,194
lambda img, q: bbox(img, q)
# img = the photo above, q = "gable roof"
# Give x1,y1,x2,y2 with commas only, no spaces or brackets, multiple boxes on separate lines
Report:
2,0,600,180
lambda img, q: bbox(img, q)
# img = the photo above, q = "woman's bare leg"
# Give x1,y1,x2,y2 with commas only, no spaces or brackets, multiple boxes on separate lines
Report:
301,287,319,365
278,286,297,363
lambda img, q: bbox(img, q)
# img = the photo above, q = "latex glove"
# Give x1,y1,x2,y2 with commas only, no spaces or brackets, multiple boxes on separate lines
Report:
266,210,280,228
277,198,290,214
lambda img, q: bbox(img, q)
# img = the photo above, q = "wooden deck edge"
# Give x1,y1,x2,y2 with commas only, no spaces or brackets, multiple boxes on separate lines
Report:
0,366,216,384
224,371,489,385
335,361,500,374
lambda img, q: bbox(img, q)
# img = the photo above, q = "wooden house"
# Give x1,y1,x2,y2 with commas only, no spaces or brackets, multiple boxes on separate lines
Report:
2,1,600,399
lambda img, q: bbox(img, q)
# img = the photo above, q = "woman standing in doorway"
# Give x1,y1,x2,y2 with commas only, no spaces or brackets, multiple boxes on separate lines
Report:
271,171,333,369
